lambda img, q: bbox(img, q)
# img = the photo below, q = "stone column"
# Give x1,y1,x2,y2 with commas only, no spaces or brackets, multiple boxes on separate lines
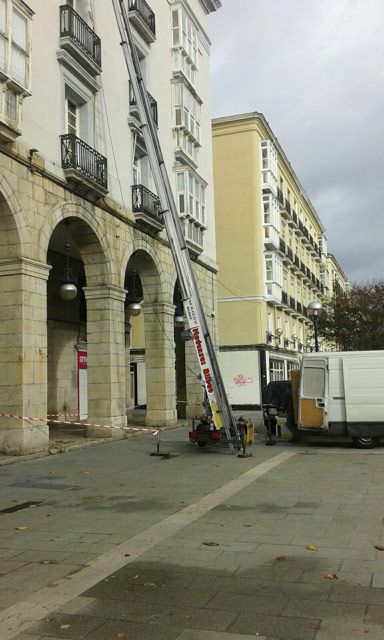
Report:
143,301,177,425
0,258,51,455
84,285,127,438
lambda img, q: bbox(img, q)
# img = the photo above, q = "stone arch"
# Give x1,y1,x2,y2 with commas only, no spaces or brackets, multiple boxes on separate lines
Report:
39,200,114,286
0,171,28,260
122,234,175,304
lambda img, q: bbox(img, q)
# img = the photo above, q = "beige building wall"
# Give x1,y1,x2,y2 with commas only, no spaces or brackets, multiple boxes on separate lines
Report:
0,0,221,455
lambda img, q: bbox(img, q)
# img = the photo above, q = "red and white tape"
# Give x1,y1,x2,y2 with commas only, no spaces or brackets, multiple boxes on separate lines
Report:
0,412,158,435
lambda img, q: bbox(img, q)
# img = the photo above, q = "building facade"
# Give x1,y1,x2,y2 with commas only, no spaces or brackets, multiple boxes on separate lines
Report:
0,0,221,455
212,112,348,409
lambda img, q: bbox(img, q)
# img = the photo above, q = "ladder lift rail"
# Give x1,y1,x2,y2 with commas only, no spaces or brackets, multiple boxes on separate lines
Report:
112,0,241,453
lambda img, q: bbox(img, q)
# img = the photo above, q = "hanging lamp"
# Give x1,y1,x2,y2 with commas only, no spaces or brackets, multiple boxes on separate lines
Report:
59,221,78,301
127,257,142,316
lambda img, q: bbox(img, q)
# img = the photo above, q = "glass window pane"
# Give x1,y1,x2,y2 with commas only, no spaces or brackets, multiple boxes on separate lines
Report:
0,0,6,32
176,172,184,190
11,45,26,85
303,367,325,397
12,9,27,50
0,34,6,71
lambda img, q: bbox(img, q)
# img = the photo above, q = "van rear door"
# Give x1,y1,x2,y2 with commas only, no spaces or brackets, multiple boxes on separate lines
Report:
298,358,328,430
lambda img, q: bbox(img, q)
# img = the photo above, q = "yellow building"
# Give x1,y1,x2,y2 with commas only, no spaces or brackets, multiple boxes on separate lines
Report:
323,253,350,298
212,112,342,409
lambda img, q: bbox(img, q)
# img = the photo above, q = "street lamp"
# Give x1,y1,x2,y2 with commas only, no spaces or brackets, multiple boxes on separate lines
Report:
308,300,322,352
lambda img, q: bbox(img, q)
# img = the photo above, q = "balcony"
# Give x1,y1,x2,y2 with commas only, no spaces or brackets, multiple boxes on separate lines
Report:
265,282,282,305
287,246,293,262
289,296,296,311
282,291,288,305
129,83,158,126
261,170,277,195
60,134,108,196
277,187,284,205
296,302,302,315
131,184,164,233
264,225,279,250
59,5,101,76
279,238,286,254
128,0,156,44
278,197,290,220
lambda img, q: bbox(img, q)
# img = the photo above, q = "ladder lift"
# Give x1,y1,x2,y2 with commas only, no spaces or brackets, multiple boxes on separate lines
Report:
112,0,248,455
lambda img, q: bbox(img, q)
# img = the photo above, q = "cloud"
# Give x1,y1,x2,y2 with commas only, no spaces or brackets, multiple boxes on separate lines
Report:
208,0,384,283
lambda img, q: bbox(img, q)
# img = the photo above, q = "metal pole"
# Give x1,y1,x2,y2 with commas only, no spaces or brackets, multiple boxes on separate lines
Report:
313,315,319,352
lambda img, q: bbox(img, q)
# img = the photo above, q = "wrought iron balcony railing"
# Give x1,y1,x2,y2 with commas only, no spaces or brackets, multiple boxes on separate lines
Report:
279,238,286,253
289,296,296,311
282,291,288,305
128,0,156,38
277,187,284,205
287,247,293,261
129,83,158,125
285,199,291,215
131,184,162,220
60,4,101,70
60,134,108,191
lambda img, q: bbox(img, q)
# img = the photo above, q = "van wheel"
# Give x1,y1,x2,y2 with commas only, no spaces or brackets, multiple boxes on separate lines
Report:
197,441,207,447
353,435,379,449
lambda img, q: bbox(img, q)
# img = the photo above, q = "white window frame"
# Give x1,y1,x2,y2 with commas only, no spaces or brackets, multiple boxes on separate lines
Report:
0,0,32,93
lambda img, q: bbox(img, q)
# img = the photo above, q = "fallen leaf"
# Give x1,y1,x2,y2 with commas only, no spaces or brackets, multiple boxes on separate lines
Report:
203,541,220,546
375,544,384,551
115,633,127,639
243,524,251,527
48,470,57,475
276,555,287,561
307,545,317,551
15,526,28,531
124,553,130,557
60,624,70,630
324,572,338,580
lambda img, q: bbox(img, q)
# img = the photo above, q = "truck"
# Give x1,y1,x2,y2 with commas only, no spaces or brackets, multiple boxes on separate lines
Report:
263,351,384,448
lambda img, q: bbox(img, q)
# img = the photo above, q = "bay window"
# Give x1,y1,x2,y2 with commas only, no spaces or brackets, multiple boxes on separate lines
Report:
0,0,31,91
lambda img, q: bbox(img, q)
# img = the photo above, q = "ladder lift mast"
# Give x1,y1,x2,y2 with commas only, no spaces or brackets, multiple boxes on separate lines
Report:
112,0,242,454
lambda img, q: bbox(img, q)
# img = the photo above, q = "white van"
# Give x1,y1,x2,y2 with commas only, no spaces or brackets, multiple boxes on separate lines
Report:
294,350,384,448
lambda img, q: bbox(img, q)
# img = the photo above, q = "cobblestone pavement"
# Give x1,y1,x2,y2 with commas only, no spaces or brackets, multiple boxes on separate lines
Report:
1,427,384,640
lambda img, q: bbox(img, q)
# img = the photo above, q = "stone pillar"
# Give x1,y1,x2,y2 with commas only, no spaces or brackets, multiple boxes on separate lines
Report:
0,258,50,455
84,285,127,438
143,301,177,425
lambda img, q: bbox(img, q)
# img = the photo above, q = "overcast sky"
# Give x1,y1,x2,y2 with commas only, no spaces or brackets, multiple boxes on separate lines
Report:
207,0,384,284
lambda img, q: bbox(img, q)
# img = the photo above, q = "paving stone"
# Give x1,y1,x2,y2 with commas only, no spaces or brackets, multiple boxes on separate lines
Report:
176,631,267,640
315,619,384,640
27,613,106,639
281,597,366,620
228,611,320,640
